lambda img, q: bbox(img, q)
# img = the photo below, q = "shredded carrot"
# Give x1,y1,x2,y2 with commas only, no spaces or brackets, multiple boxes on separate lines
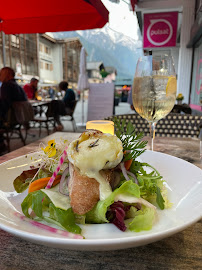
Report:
28,175,61,193
123,151,133,171
124,159,133,171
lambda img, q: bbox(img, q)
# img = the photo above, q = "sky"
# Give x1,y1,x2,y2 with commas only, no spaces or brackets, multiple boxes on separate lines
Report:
102,0,140,40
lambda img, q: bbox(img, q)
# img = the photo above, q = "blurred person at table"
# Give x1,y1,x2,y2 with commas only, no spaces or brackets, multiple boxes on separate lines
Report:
48,87,55,100
52,81,76,131
23,78,38,100
0,67,27,153
59,81,76,113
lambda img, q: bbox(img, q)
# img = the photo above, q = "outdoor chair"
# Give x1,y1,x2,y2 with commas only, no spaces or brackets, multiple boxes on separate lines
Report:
60,100,78,132
105,113,202,138
12,101,35,141
0,101,34,152
32,101,56,136
171,104,192,114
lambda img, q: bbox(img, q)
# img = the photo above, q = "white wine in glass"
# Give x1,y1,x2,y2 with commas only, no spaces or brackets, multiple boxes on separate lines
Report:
132,55,177,151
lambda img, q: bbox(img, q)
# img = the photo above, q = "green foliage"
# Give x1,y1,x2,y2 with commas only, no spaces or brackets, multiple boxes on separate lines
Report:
113,117,148,161
100,69,109,78
21,190,81,234
130,161,165,210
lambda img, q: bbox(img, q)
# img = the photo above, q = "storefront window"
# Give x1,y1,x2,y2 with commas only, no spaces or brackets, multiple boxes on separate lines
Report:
190,37,202,112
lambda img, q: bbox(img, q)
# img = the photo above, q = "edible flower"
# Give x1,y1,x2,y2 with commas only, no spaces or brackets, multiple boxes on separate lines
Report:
41,140,56,157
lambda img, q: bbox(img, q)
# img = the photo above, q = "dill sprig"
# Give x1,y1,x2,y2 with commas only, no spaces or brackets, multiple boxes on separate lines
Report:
113,117,148,161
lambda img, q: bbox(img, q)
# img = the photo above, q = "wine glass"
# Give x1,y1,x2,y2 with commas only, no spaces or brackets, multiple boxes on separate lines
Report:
132,54,177,151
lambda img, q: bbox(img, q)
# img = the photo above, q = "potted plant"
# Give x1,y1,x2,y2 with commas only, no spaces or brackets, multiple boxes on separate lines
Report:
176,93,184,105
114,92,121,106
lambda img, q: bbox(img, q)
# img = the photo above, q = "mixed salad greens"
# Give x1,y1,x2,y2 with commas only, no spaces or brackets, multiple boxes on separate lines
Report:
13,119,171,238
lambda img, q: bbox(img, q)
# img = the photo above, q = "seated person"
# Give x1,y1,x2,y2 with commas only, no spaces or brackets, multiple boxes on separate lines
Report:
24,78,39,100
60,81,76,114
48,87,55,100
53,81,76,131
0,67,27,153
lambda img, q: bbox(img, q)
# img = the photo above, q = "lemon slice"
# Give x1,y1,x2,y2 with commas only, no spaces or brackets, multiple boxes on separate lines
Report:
166,76,177,96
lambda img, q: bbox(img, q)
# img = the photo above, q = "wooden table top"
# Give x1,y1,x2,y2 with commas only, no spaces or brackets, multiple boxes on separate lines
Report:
0,132,201,270
29,100,51,107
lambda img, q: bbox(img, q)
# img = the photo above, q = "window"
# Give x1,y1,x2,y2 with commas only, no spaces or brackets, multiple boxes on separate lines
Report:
44,62,53,70
45,46,51,55
45,63,50,70
40,61,43,69
11,35,19,48
190,39,202,108
39,43,43,52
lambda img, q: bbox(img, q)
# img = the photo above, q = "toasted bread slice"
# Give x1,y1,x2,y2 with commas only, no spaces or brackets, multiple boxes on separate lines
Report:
69,163,114,215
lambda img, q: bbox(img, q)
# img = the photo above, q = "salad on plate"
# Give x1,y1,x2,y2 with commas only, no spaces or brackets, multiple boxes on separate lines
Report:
13,119,171,239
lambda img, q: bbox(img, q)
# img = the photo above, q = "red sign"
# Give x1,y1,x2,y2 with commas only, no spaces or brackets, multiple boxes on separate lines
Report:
143,12,178,48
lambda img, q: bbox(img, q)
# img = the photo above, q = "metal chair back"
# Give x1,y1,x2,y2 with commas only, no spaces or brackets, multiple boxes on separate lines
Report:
105,113,202,138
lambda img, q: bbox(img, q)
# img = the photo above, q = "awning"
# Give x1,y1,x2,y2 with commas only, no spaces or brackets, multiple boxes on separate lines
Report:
0,0,109,34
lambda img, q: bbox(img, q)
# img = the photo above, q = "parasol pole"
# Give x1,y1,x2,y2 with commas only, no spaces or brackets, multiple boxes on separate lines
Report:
82,90,84,125
77,47,89,128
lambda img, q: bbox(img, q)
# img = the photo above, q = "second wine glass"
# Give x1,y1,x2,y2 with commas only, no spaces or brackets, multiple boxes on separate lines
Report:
132,55,177,151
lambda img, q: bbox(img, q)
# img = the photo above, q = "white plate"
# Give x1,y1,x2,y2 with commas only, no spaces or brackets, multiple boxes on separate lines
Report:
0,151,201,251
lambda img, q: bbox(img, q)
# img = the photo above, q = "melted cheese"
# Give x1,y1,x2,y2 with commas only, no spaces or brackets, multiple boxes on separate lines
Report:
68,133,123,200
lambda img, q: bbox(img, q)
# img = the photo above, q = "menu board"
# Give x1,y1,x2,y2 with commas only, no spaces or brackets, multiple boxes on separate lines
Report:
87,83,114,121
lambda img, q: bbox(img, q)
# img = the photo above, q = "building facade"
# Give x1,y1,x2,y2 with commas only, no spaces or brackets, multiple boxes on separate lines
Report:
136,0,202,114
61,37,82,88
39,34,63,86
0,33,39,83
87,62,104,83
39,35,82,88
0,33,82,89
188,0,202,113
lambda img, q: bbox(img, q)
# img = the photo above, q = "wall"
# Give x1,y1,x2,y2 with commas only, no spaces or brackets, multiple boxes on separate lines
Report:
52,44,63,83
39,37,55,83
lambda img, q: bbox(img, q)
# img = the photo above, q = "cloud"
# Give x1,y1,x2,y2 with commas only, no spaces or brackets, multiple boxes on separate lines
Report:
102,0,139,40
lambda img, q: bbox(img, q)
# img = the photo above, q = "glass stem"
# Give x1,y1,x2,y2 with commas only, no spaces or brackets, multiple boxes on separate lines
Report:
149,122,156,151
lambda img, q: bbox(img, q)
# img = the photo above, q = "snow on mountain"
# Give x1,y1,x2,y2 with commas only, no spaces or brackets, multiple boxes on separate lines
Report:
52,25,143,79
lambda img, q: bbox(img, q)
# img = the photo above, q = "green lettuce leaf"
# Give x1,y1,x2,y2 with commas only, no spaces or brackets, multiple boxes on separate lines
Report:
38,168,52,179
130,160,166,209
86,180,140,223
21,190,81,234
128,206,156,232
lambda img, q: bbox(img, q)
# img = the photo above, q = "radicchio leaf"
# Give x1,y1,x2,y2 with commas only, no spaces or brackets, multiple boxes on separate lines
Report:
106,201,130,232
13,168,39,193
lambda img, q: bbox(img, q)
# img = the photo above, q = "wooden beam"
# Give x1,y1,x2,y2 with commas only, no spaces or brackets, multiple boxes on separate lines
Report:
2,32,6,66
23,34,27,74
76,48,80,82
35,33,40,78
9,35,12,67
19,34,22,69
65,43,68,80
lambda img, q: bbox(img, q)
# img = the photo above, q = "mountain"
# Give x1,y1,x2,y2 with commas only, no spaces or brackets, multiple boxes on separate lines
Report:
52,25,143,79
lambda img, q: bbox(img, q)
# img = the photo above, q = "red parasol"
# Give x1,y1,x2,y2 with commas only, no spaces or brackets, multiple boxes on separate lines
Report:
0,0,109,34
130,0,138,12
